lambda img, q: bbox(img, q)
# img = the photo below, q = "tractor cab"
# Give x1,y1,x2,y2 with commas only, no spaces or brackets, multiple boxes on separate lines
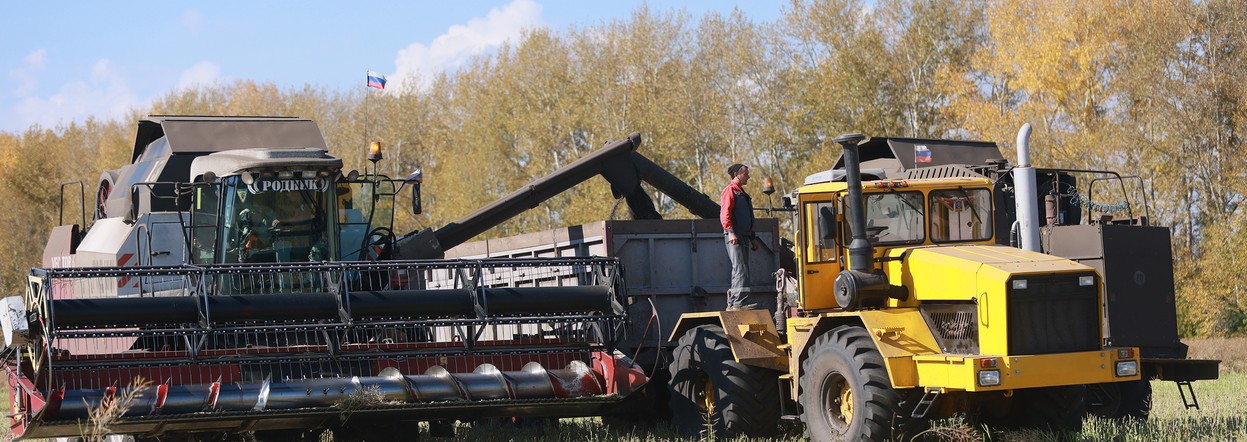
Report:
186,148,397,265
794,176,998,311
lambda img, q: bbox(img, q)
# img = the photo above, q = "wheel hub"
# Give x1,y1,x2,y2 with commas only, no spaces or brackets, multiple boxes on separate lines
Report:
821,372,852,431
700,375,716,413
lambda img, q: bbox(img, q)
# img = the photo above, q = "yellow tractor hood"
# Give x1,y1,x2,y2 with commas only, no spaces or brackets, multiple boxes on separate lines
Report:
886,245,1094,301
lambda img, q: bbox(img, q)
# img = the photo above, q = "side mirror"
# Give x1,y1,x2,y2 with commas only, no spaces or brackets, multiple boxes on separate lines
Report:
406,169,423,215
818,206,837,242
410,183,422,215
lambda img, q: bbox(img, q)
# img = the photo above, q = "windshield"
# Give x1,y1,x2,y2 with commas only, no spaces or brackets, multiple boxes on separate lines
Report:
221,175,336,264
929,188,992,242
857,191,925,245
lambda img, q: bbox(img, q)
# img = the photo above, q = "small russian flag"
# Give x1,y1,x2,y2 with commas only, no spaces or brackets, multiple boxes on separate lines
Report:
914,144,932,163
367,71,387,90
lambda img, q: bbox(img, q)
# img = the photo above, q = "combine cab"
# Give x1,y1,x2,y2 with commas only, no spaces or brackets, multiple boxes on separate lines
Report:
2,116,647,439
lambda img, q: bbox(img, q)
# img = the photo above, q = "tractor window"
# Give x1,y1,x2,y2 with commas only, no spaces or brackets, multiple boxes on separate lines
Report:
929,188,992,242
855,191,925,245
188,183,220,264
803,201,838,263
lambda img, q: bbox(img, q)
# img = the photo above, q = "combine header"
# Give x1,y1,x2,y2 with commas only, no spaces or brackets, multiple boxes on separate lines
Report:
10,259,637,438
2,116,653,439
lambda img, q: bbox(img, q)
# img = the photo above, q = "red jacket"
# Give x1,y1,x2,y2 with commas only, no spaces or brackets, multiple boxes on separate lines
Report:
720,180,748,234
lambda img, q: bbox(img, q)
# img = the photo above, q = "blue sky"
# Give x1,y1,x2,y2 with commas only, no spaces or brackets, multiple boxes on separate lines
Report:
0,1,783,133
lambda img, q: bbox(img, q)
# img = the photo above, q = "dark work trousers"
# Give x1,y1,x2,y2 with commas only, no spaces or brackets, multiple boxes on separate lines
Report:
725,235,751,308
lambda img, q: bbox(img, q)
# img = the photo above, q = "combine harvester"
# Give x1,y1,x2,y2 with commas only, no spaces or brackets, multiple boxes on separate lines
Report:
0,115,716,440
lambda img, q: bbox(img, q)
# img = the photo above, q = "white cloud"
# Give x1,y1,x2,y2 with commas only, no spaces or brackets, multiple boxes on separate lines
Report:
1,57,223,133
8,58,139,130
390,0,543,92
175,61,222,91
9,49,47,96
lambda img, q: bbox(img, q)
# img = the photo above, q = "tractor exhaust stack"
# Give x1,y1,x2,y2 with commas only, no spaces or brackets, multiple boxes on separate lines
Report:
1013,124,1042,252
832,133,889,310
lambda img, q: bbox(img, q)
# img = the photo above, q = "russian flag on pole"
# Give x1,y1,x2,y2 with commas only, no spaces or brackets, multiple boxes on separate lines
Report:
914,144,932,163
367,71,387,90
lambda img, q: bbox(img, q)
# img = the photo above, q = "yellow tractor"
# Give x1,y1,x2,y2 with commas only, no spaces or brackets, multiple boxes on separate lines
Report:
667,132,1143,439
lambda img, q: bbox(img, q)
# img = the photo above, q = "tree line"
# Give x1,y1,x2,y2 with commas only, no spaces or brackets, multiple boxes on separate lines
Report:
1,0,1244,336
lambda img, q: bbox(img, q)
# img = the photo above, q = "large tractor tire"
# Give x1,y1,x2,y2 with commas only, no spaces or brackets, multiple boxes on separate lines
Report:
667,324,780,437
1087,380,1151,420
799,325,920,442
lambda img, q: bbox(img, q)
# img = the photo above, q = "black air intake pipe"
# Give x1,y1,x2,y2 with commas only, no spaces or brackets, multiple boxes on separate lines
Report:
833,133,889,310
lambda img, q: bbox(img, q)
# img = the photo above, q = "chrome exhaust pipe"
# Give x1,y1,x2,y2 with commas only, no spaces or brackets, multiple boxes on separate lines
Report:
1013,124,1042,252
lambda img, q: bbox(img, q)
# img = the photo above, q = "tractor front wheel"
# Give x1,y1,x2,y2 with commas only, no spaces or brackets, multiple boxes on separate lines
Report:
799,325,915,441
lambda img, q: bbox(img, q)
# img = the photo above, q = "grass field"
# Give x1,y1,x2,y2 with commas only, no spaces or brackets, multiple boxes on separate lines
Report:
7,338,1245,441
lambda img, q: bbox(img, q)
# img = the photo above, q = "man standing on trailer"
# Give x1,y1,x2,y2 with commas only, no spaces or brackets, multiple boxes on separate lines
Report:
721,163,759,310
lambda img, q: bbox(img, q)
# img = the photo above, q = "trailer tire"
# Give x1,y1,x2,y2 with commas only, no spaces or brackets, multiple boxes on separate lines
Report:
667,324,780,437
1087,380,1151,420
799,325,915,442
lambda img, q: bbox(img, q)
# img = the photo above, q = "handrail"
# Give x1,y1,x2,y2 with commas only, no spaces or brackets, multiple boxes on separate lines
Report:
58,180,86,227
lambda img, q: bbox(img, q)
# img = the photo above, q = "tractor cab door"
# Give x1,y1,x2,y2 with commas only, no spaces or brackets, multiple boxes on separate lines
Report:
798,193,843,311
336,178,396,261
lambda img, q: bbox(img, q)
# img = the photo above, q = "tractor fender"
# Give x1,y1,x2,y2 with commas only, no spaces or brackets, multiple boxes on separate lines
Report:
669,310,786,371
788,309,940,390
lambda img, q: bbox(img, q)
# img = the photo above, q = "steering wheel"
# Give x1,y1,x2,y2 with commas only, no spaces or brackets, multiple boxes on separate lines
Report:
363,227,396,260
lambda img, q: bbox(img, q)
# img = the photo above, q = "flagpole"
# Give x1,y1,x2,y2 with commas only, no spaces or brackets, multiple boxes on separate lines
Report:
365,69,370,174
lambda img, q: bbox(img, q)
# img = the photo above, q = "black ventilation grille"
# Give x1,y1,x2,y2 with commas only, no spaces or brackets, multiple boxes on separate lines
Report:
1007,275,1100,355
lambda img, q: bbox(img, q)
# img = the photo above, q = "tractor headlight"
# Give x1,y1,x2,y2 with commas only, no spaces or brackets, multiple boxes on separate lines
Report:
1011,279,1028,290
978,370,1001,386
1115,361,1139,377
1079,275,1095,286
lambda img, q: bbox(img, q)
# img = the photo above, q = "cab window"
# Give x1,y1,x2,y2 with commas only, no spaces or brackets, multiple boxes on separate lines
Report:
804,201,838,263
221,176,333,264
849,191,925,245
337,180,396,261
929,188,992,242
188,183,220,264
